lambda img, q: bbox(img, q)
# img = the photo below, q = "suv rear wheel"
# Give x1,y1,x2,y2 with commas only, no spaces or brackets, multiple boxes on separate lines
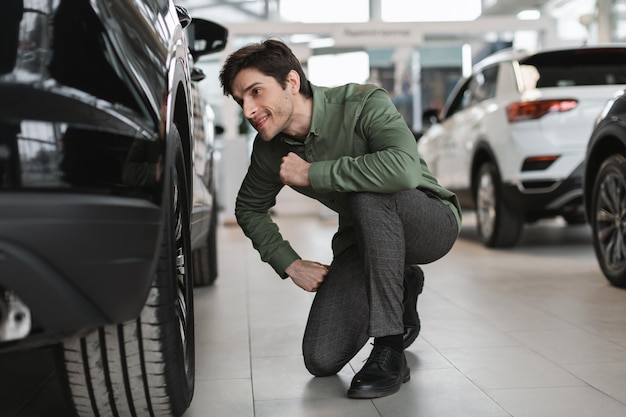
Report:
590,154,626,288
55,129,195,417
475,162,523,248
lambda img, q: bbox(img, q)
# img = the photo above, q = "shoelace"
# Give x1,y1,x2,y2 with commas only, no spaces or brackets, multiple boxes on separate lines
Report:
365,345,394,369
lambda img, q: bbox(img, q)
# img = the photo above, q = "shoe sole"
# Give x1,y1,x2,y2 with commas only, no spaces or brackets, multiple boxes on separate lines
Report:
347,370,411,399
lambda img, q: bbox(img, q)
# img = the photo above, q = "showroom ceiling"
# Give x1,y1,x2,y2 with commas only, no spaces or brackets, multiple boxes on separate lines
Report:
482,0,558,15
179,0,561,22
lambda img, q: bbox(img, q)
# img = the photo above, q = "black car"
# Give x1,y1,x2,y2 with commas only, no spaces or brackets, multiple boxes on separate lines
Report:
0,1,226,416
583,89,626,289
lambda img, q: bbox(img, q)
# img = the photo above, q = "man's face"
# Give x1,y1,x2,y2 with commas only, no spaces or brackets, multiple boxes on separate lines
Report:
231,67,295,141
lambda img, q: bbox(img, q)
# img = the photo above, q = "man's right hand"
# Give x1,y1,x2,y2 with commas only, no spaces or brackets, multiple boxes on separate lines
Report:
285,259,329,292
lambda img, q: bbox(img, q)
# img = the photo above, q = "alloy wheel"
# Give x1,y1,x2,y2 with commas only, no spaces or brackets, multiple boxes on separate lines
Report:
476,169,496,240
594,168,626,275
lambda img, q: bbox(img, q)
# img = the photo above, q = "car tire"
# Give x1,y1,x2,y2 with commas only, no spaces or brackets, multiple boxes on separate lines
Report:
193,191,219,286
590,154,626,288
475,162,523,248
54,129,195,417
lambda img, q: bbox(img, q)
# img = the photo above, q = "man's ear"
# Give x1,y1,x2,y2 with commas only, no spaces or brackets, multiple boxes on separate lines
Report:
286,69,301,94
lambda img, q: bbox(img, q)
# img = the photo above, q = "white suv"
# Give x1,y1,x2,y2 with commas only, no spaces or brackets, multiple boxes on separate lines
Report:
418,45,626,247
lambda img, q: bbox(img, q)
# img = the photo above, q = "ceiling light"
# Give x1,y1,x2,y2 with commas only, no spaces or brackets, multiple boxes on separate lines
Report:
517,9,541,20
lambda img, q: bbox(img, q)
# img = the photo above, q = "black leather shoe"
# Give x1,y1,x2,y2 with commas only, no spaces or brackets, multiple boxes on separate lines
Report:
402,265,424,349
347,345,410,399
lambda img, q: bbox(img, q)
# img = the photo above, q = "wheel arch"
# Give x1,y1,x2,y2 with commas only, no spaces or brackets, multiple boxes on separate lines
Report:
584,134,626,220
173,80,193,193
163,76,194,211
161,21,194,210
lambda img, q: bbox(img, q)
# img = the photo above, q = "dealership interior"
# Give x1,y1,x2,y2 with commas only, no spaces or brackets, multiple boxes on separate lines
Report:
4,1,626,416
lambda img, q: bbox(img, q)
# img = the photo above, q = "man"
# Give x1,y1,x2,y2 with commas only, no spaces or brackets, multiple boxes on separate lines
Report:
219,39,461,399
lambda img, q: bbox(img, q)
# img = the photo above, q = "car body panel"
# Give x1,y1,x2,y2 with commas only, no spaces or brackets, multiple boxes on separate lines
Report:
0,0,226,352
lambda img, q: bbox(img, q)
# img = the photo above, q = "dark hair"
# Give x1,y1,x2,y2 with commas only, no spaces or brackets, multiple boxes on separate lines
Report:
219,39,312,98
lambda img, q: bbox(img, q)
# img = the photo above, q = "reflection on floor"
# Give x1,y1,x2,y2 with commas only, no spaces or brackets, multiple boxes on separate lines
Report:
2,211,626,417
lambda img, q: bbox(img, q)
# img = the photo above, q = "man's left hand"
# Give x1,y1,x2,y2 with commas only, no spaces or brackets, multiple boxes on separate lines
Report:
280,152,311,186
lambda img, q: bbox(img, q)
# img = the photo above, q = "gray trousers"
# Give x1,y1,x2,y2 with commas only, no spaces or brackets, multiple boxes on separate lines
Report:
303,188,458,376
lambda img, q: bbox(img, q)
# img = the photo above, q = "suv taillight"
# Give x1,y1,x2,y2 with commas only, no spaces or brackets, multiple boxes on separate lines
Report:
506,99,578,123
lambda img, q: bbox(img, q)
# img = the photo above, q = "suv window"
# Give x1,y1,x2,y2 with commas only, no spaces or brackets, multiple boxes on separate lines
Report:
476,65,498,101
521,48,626,88
448,64,499,117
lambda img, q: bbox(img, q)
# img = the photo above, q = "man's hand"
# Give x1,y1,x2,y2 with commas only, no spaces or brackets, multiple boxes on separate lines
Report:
280,152,311,187
285,259,329,292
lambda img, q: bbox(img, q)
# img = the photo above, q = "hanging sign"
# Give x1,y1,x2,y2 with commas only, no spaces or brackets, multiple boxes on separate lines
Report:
332,23,423,47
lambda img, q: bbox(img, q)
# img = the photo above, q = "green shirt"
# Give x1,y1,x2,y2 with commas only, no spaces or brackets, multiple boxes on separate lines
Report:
235,83,462,277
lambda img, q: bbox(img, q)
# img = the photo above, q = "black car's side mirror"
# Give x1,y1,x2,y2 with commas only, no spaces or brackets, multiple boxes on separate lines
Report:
190,67,206,82
188,18,228,60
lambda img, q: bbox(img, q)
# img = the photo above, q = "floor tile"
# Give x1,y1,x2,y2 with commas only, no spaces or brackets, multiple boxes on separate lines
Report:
440,346,585,389
251,355,354,401
508,328,626,365
564,362,626,404
184,379,254,417
373,368,510,417
250,322,307,358
195,341,251,380
254,397,382,417
487,386,626,417
420,317,520,349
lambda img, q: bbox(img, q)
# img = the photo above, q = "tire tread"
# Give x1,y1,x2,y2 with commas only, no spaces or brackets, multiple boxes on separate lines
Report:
55,133,193,417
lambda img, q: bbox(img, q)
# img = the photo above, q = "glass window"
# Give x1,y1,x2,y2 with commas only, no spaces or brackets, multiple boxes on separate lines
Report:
521,48,626,88
446,80,472,117
443,64,499,119
480,65,499,100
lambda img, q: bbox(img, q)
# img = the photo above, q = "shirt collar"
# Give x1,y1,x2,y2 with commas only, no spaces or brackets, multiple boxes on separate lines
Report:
277,83,324,144
309,83,326,138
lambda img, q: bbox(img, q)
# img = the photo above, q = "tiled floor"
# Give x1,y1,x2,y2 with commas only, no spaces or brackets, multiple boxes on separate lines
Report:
3,209,626,417
185,211,626,417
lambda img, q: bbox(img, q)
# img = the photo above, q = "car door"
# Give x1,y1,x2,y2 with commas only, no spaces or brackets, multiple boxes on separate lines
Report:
418,81,469,186
421,79,473,190
433,67,498,190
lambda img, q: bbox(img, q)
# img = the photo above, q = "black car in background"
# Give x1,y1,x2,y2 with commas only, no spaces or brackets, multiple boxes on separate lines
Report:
0,1,227,416
583,89,626,289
